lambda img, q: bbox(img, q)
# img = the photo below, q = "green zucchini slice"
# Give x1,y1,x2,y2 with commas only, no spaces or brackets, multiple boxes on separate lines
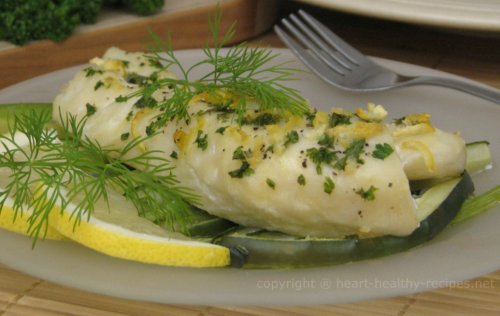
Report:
465,141,492,174
216,172,474,268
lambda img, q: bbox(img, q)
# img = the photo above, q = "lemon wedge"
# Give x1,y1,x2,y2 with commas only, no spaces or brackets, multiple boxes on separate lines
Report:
0,132,65,240
45,182,230,268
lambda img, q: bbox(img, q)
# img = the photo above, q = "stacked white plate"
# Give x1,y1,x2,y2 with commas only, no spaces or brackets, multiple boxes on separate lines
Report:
297,0,500,31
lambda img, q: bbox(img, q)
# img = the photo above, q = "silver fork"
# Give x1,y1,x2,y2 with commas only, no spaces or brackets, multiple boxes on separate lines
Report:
274,10,500,104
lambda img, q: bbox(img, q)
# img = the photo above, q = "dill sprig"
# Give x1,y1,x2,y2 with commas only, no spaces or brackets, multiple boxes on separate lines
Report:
120,4,309,129
0,110,198,243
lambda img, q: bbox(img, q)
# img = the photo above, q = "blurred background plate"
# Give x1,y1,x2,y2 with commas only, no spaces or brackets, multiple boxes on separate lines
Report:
295,0,500,32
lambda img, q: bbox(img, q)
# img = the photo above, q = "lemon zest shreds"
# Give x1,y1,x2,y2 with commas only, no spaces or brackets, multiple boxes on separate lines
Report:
402,140,436,173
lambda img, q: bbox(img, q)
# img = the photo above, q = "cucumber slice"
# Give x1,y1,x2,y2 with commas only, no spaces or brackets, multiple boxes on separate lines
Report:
217,172,474,268
0,103,52,134
186,217,236,237
410,142,491,192
452,185,500,225
465,141,492,174
415,178,461,221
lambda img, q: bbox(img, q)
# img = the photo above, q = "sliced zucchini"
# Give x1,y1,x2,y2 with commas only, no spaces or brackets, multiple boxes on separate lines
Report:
0,103,52,134
187,217,236,237
147,204,237,238
410,141,491,192
216,172,474,268
465,141,492,174
415,178,461,221
452,185,500,225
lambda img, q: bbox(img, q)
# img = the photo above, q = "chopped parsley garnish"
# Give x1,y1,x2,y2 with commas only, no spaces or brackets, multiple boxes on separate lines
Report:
170,151,178,159
328,112,352,127
334,139,365,170
249,113,280,126
356,186,378,201
228,161,254,178
307,138,366,173
297,174,306,186
372,143,394,160
194,130,208,150
208,99,234,114
306,147,337,175
116,95,128,103
318,133,334,147
305,110,316,126
216,126,227,134
232,146,249,160
94,80,104,91
148,58,163,69
393,117,405,125
284,130,299,147
85,103,97,116
229,146,253,178
266,178,276,190
121,60,130,68
145,124,154,136
135,96,158,109
84,67,103,77
120,132,130,141
126,73,150,86
324,177,335,194
126,111,134,121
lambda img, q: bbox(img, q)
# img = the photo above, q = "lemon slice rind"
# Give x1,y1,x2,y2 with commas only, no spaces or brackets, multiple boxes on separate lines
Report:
0,196,65,240
46,186,230,268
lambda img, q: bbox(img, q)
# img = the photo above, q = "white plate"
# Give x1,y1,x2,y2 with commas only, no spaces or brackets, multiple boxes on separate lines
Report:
297,0,500,32
0,49,499,305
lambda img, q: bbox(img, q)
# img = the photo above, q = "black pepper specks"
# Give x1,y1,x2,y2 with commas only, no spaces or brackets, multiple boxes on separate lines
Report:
302,159,308,168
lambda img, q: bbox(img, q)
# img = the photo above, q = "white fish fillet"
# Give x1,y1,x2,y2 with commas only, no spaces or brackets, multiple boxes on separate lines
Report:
53,47,466,238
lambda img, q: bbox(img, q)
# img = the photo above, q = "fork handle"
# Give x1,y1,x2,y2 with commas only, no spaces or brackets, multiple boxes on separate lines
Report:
403,76,500,104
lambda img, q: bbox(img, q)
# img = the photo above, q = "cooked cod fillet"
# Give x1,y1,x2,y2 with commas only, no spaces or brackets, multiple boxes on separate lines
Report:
53,47,466,238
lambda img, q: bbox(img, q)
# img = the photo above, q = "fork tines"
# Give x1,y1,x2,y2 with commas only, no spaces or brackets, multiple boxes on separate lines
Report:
274,10,364,78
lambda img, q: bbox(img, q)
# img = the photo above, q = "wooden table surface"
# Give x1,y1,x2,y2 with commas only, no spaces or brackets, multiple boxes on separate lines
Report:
1,1,499,315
